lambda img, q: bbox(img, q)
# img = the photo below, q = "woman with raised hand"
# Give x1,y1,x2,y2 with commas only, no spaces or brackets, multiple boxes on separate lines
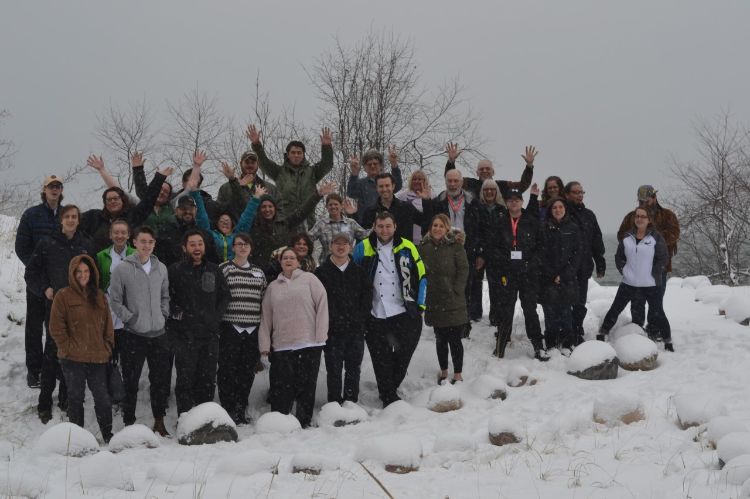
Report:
259,248,328,428
419,214,469,384
598,206,673,351
49,255,114,442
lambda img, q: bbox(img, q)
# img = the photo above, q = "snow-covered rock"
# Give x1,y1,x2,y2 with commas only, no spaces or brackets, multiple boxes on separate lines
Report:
673,393,728,430
741,478,750,498
432,433,476,453
0,440,14,461
707,416,748,448
291,453,339,474
317,401,368,427
428,384,462,412
488,414,521,446
215,450,278,476
682,276,712,290
469,374,508,400
567,341,619,380
724,295,750,325
613,334,658,371
609,322,647,343
593,392,645,425
255,411,302,434
0,464,47,498
723,455,750,486
176,402,237,445
507,365,535,387
108,424,159,453
667,277,683,287
78,450,134,491
355,434,422,473
146,461,203,485
35,422,99,457
695,285,732,305
378,400,416,420
717,432,750,467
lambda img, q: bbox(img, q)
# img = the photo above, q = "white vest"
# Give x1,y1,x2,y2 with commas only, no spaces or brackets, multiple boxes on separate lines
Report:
622,233,657,287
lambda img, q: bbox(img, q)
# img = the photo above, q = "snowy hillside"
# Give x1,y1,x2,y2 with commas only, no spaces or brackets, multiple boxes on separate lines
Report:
1,213,750,498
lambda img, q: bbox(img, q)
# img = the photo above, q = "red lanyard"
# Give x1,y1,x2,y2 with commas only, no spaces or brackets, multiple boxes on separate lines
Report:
447,194,464,213
510,216,520,248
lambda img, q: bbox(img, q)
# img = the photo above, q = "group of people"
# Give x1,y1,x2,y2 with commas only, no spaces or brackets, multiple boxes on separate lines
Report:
14,124,680,441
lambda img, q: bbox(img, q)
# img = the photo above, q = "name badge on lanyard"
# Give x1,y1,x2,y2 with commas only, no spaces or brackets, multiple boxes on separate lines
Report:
510,216,522,260
511,250,523,260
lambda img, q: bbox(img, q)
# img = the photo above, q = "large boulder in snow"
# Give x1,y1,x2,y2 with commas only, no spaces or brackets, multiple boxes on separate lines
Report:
695,285,732,305
723,455,750,486
317,401,368,427
428,384,462,413
723,295,750,325
507,365,536,387
35,422,99,457
78,451,134,491
567,341,619,380
291,453,339,475
717,432,750,468
432,433,476,453
469,375,508,401
146,461,201,485
488,414,521,446
215,450,279,476
673,393,728,430
355,434,422,474
176,402,237,445
593,392,645,425
256,412,302,434
681,276,712,290
707,416,748,449
613,334,658,371
108,424,159,453
609,323,647,343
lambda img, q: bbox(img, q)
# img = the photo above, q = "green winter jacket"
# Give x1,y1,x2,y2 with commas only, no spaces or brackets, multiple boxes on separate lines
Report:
419,232,469,328
96,245,136,291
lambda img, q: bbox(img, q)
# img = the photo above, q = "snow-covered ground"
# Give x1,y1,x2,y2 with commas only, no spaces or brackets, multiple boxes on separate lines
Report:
1,213,750,498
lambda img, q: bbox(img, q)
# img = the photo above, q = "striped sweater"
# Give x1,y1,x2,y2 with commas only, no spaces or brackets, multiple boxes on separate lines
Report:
219,260,268,328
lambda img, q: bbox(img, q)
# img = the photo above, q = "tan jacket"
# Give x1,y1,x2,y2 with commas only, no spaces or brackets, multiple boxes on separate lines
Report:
49,255,114,363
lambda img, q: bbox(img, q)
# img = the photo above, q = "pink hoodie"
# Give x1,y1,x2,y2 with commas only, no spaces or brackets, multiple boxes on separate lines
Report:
259,269,329,352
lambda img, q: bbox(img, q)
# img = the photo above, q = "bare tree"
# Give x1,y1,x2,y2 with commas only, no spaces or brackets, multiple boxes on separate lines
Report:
94,97,156,191
306,29,485,191
670,110,750,284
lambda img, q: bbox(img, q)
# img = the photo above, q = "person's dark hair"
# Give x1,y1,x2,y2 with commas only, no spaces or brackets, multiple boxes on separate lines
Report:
546,197,567,222
76,257,101,308
285,140,306,154
632,206,652,230
162,181,173,196
59,204,81,224
182,228,206,247
133,225,156,240
542,176,565,203
182,168,204,186
362,149,384,165
216,210,237,229
289,232,313,256
101,187,130,212
563,181,581,194
375,172,395,186
109,218,130,233
233,232,253,250
325,193,344,205
374,211,397,224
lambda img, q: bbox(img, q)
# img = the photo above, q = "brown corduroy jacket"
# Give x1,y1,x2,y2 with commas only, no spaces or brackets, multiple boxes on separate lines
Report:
617,201,680,272
49,255,114,363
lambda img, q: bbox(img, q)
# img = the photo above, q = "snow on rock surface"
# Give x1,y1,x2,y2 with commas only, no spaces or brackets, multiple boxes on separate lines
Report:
146,461,203,485
682,275,712,289
317,401,369,427
614,334,658,371
432,433,476,453
255,411,302,434
488,413,521,446
215,449,278,476
667,276,683,286
609,322,647,343
291,453,339,474
428,383,462,412
724,295,750,324
0,440,14,461
707,416,749,448
469,374,508,400
506,365,533,387
742,479,750,498
673,393,728,429
717,432,750,467
108,424,159,453
0,464,47,498
567,340,619,380
78,450,134,491
35,422,99,457
593,391,645,425
355,434,422,472
723,455,750,485
695,284,732,305
176,402,237,445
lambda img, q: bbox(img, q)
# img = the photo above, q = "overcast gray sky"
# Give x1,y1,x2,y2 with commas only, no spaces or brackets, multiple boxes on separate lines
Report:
2,0,749,232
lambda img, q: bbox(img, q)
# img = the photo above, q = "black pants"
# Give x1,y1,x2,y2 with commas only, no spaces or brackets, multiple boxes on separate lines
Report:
324,329,365,403
434,325,464,373
217,322,260,416
486,268,502,326
467,264,484,321
366,312,422,406
38,301,67,412
572,271,590,336
630,273,668,332
495,272,543,351
601,284,672,341
25,290,46,377
269,346,323,428
171,330,219,416
119,330,172,424
60,359,112,438
542,303,574,349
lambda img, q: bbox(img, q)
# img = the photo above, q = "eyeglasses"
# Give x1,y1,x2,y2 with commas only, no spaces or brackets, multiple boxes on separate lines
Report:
569,190,585,195
634,215,649,219
105,197,122,203
233,242,250,248
46,184,63,190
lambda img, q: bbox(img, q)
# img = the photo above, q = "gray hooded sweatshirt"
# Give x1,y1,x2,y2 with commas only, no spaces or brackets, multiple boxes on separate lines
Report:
109,253,170,337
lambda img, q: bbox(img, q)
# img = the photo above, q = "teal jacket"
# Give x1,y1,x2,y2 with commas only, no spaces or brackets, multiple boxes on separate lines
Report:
192,191,260,262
